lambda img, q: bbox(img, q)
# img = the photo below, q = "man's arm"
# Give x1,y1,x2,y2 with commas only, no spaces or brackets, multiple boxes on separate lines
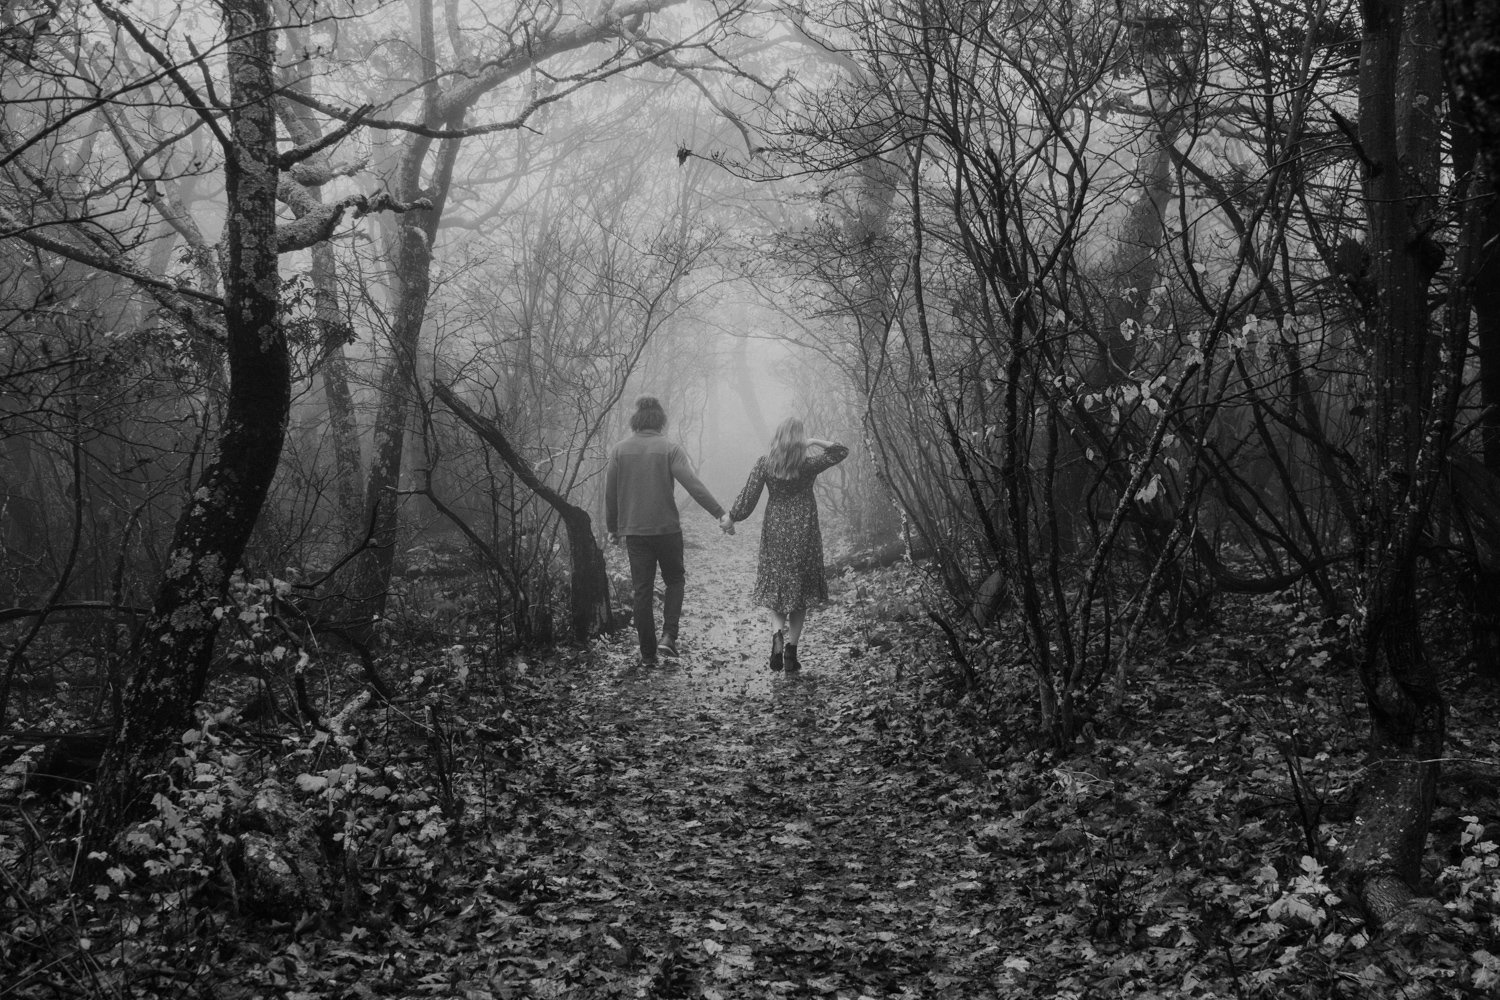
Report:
604,451,621,538
668,445,725,519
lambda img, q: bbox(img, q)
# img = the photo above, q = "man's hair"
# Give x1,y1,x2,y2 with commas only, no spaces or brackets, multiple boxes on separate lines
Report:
630,396,668,432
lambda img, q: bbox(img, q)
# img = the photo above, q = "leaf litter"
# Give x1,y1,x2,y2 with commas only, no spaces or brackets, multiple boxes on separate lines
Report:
44,521,1500,999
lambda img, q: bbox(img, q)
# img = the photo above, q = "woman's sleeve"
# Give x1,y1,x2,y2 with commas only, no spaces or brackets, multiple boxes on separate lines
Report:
808,442,850,475
729,458,767,522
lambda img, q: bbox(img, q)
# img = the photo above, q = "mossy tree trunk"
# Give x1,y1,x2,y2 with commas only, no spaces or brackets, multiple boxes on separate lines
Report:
87,0,290,848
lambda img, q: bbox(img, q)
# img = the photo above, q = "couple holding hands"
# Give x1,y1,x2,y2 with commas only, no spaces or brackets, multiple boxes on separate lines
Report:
605,396,848,672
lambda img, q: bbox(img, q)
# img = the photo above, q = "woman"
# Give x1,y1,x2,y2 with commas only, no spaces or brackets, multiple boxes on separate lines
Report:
729,418,849,672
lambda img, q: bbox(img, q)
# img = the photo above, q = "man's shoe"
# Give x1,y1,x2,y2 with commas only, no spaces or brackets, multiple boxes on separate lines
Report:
784,644,801,673
769,630,784,672
659,635,680,658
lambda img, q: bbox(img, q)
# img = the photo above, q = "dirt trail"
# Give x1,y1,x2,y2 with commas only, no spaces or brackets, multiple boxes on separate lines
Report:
470,518,1015,999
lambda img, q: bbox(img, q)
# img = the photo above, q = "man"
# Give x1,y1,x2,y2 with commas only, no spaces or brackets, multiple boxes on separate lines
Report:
605,396,734,666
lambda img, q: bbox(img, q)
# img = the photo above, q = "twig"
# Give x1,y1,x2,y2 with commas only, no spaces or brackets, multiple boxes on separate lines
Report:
928,611,978,690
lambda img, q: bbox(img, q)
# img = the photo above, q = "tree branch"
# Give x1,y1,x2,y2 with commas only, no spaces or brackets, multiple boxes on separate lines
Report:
431,382,574,515
275,103,375,169
94,0,236,157
276,0,701,141
276,191,434,254
0,205,224,309
0,602,152,625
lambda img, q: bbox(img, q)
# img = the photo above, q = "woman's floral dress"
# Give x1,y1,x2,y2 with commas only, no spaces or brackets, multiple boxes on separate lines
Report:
730,443,849,613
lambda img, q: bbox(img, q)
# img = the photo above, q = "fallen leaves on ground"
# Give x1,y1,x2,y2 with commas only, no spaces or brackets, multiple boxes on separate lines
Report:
17,521,1500,999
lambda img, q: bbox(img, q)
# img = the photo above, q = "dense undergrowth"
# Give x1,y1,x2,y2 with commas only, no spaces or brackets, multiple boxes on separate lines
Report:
3,549,1500,998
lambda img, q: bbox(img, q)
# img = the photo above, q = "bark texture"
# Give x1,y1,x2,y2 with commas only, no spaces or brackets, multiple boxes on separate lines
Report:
1344,0,1453,926
88,0,290,844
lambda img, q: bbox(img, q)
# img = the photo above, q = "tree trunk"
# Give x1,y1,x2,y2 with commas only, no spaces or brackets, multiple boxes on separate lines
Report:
431,383,611,641
273,33,368,544
276,171,366,548
349,163,450,628
88,0,290,846
1345,571,1446,917
1344,0,1453,926
313,256,367,544
341,0,689,632
0,418,44,605
1474,196,1500,471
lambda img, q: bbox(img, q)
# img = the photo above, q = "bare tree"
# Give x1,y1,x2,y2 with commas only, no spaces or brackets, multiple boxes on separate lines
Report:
424,114,730,641
0,0,432,841
751,0,1490,925
317,0,751,635
752,0,1343,739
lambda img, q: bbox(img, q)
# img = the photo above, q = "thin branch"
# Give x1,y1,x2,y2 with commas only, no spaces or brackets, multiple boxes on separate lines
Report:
0,205,224,308
275,103,376,169
94,0,236,156
0,603,153,626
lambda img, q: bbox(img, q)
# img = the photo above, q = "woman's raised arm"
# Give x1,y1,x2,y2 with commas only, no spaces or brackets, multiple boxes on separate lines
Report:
807,441,849,474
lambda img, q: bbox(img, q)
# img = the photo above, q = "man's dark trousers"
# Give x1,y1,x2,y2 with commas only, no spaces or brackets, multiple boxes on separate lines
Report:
626,532,685,660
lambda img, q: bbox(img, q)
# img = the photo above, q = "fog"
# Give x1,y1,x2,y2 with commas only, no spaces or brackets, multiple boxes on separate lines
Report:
1,0,877,629
673,332,799,504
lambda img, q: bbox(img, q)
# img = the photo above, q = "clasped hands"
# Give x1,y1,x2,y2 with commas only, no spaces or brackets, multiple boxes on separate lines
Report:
607,515,735,546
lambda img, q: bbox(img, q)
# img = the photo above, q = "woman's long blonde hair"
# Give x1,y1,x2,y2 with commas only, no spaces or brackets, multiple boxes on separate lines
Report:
766,417,807,479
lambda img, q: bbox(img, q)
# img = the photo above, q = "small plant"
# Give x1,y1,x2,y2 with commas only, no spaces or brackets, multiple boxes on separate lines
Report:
1228,854,1369,995
1440,816,1500,992
1260,854,1338,930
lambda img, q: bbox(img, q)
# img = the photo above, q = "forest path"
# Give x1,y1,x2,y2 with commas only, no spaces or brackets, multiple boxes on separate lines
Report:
470,517,1015,999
